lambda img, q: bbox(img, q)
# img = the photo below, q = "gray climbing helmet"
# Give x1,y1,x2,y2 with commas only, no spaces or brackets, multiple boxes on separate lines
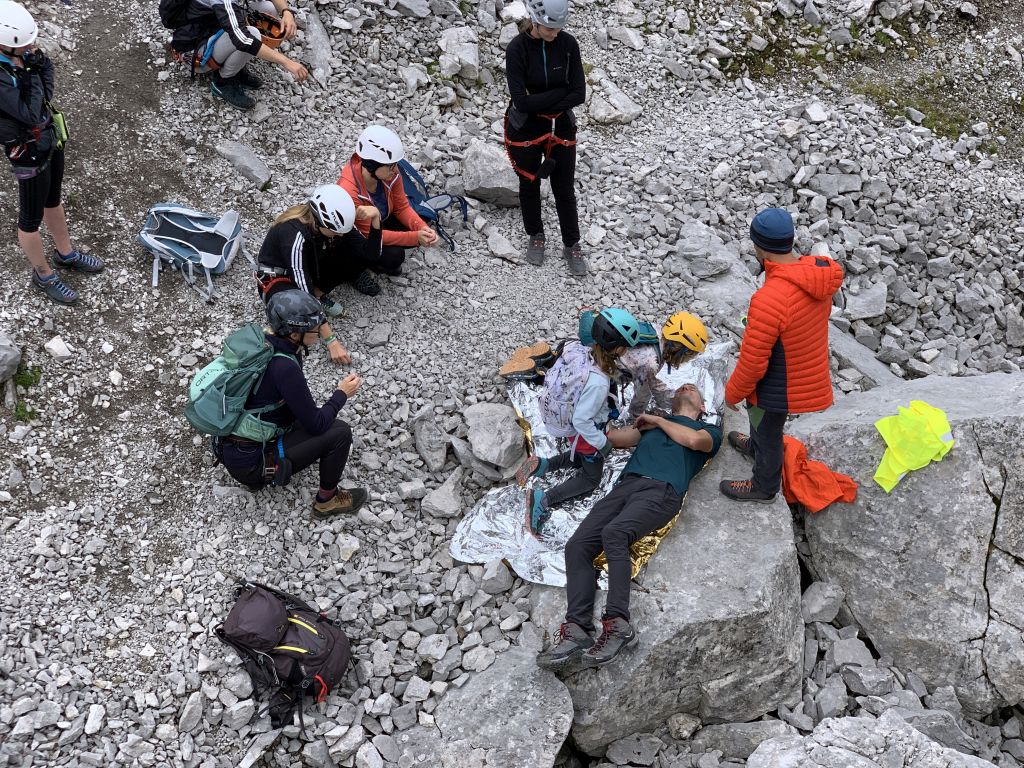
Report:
266,290,326,336
527,0,569,29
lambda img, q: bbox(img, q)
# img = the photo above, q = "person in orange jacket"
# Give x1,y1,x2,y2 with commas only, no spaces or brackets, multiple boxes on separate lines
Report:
336,125,438,295
721,207,844,503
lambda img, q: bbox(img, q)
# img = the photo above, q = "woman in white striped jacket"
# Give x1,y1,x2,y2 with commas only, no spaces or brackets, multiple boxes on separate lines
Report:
255,184,382,364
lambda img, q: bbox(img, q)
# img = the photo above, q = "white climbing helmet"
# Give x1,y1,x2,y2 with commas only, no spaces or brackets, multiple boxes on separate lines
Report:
354,125,405,165
0,1,38,49
527,0,569,29
308,184,356,234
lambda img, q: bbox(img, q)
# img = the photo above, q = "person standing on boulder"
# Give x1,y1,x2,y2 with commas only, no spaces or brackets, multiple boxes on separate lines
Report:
720,208,844,503
0,1,105,306
536,383,721,670
337,125,438,291
504,0,587,275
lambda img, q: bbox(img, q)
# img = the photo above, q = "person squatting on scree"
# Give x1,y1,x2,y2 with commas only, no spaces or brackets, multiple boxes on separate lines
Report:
215,289,368,519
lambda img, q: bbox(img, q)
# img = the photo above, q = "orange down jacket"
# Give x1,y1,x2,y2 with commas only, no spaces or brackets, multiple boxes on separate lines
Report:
725,255,845,414
337,154,426,248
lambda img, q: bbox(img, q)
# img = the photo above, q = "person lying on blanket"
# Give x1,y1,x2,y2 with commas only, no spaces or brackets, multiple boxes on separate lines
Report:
536,383,722,671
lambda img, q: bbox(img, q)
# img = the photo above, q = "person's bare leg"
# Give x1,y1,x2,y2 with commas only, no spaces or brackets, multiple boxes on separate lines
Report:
42,204,73,256
17,229,54,277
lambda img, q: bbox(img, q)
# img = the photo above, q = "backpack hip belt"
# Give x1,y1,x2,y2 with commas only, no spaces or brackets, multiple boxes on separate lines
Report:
503,112,577,182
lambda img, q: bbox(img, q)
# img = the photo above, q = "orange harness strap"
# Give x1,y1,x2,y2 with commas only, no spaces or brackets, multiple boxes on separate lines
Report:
503,112,578,182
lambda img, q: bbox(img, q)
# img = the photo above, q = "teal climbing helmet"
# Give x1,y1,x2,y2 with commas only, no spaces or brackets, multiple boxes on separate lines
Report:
591,308,642,350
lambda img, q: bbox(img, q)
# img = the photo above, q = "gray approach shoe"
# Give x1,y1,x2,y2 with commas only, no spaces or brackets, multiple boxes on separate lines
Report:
564,242,588,276
525,234,546,266
32,271,78,305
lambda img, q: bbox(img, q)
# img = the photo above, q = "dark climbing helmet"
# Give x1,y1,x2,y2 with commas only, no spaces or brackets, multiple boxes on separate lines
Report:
591,308,642,351
266,289,326,336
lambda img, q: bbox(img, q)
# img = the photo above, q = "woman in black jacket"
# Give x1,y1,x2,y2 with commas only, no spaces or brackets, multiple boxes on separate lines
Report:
504,0,587,276
0,1,104,306
219,289,367,519
255,183,383,365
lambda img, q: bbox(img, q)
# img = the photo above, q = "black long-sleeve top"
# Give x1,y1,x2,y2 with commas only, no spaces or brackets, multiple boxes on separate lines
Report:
258,218,382,296
0,50,55,167
170,0,263,56
220,333,347,468
505,30,585,136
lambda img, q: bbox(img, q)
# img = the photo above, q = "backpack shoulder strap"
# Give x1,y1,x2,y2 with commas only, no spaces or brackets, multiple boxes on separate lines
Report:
398,159,427,191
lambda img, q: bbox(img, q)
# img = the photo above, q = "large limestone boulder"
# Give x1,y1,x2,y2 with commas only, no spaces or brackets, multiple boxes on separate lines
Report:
790,372,1024,717
462,140,520,207
463,403,526,470
748,710,997,768
531,413,802,753
395,648,573,767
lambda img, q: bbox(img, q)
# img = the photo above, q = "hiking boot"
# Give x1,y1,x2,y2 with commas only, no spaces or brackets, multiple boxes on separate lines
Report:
525,234,546,266
563,242,587,276
525,488,551,539
312,487,368,519
320,295,346,318
234,66,264,90
581,617,638,668
536,622,594,671
31,270,78,305
53,248,104,273
210,72,256,111
499,342,554,379
719,478,776,503
515,455,549,486
353,270,381,296
727,431,754,458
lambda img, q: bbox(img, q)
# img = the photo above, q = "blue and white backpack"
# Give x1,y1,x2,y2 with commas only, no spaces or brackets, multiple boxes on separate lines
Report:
539,341,607,438
397,159,468,252
138,203,253,302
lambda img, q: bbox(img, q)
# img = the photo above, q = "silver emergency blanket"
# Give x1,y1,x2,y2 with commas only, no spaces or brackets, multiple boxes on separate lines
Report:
449,342,735,586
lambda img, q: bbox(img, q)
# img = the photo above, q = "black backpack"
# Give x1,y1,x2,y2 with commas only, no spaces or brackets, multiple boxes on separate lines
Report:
159,0,192,29
215,581,352,729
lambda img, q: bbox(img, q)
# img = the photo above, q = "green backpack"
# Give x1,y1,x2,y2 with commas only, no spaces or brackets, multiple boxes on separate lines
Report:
185,323,293,443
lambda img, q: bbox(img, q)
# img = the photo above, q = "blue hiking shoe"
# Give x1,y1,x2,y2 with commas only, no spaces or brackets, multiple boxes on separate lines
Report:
515,455,549,486
525,488,551,539
53,249,104,273
32,270,78,305
320,295,346,318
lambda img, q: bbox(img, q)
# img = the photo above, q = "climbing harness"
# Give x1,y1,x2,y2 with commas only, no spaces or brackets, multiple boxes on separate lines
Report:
503,110,577,182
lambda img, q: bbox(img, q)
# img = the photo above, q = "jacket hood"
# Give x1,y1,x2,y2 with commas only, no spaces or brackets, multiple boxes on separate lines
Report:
764,255,844,301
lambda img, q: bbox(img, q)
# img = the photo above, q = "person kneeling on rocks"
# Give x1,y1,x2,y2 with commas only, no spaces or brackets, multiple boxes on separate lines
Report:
518,309,643,536
256,183,382,365
167,0,307,111
218,290,367,519
537,383,721,670
337,125,439,291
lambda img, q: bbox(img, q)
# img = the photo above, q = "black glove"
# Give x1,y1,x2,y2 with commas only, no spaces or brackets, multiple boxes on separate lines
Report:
598,439,613,459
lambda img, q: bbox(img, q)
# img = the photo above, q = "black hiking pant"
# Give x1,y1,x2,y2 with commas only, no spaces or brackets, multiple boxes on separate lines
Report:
544,449,604,508
748,406,787,495
564,475,682,627
223,420,353,491
375,215,410,276
506,127,580,248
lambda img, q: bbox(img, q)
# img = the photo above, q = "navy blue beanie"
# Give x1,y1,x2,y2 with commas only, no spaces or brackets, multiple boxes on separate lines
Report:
750,208,795,254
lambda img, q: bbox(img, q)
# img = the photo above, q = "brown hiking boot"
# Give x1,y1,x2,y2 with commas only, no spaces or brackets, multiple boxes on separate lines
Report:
499,342,553,378
312,488,368,519
727,431,754,458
